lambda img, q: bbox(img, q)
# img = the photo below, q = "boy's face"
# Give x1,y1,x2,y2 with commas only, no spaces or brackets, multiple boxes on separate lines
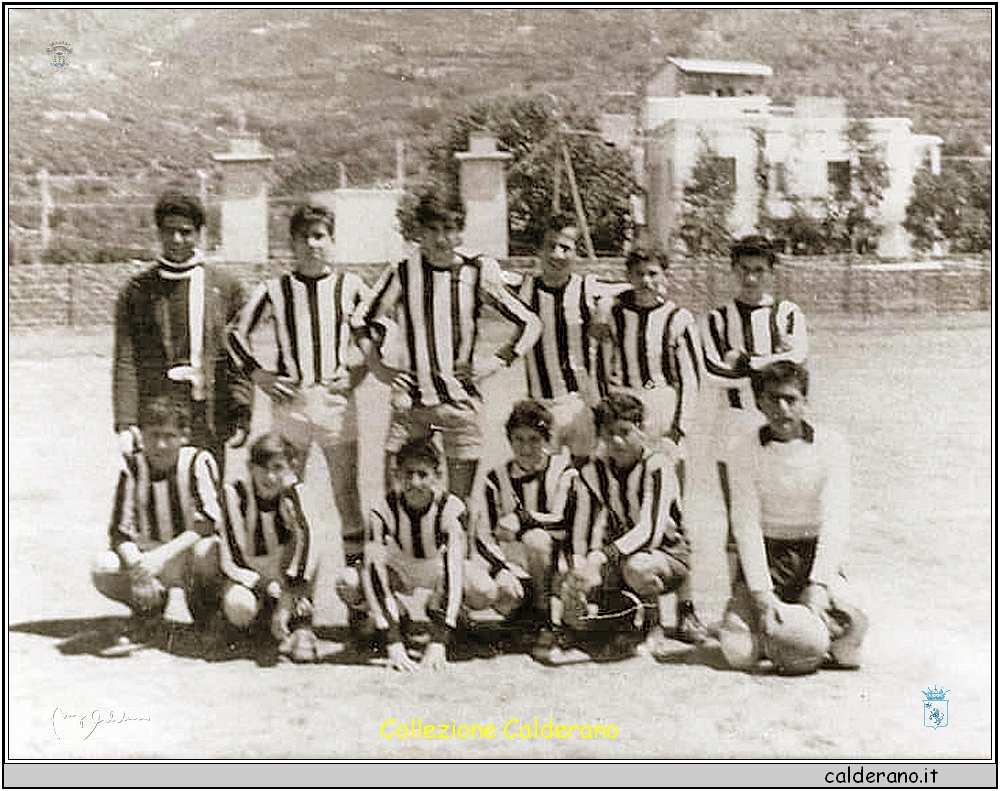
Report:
141,421,188,475
251,456,297,501
158,214,199,264
733,254,772,304
540,227,578,282
291,220,335,275
599,418,644,469
416,220,461,268
628,260,667,306
398,457,438,510
508,425,549,473
757,379,807,441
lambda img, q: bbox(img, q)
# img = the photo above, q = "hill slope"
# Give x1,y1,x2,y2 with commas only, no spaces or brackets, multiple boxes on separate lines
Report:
7,7,992,190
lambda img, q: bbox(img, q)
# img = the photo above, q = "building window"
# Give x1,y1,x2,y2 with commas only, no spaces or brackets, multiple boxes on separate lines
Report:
711,156,737,194
773,162,788,195
827,160,850,200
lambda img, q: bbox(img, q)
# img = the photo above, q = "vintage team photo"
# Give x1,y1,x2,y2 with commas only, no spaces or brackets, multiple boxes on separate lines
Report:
6,7,993,764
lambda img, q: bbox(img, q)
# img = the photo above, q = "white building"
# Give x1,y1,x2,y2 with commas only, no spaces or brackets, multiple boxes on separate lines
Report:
636,57,941,257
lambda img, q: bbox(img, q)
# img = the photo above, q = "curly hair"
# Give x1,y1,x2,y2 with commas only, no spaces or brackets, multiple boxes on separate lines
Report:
396,182,465,243
592,392,645,433
289,203,335,240
505,399,554,441
154,189,205,231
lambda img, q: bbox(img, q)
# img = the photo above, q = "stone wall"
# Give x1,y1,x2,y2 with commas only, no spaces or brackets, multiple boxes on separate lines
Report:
8,255,990,330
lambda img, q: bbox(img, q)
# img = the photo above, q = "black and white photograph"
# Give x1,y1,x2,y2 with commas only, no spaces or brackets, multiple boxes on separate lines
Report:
5,5,994,781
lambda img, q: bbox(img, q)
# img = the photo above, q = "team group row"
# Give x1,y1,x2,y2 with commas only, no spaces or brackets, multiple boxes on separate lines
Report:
94,186,866,672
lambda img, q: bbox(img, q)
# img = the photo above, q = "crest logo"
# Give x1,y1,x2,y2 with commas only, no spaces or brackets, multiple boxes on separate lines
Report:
922,686,949,729
46,41,72,69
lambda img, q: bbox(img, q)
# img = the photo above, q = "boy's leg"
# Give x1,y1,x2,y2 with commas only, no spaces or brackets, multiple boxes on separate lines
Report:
185,537,225,627
320,441,365,562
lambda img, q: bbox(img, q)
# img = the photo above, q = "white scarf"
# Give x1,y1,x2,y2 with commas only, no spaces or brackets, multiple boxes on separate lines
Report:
157,251,206,401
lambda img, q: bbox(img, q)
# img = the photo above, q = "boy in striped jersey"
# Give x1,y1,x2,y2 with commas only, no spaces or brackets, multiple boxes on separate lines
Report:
464,400,578,658
91,395,222,654
352,186,542,501
561,393,689,660
198,433,324,662
594,248,707,643
702,234,808,426
114,190,250,468
513,220,619,467
353,437,467,672
229,203,371,564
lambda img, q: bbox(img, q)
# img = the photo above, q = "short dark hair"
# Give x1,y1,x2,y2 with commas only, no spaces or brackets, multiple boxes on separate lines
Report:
625,247,668,273
138,393,191,431
290,203,335,240
248,432,295,469
593,392,645,433
396,436,442,472
751,360,810,401
731,234,777,269
505,399,554,442
396,181,466,242
154,189,205,231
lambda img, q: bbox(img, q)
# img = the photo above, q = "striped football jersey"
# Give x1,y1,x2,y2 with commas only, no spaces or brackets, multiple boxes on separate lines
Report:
571,451,688,563
228,270,371,385
354,252,541,408
109,446,222,552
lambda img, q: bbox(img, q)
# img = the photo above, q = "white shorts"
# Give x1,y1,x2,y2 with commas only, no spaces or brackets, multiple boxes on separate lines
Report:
543,391,597,458
273,385,358,450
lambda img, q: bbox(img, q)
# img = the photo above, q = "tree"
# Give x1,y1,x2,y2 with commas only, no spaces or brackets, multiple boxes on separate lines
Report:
833,120,890,252
678,138,735,257
415,94,638,254
904,160,991,253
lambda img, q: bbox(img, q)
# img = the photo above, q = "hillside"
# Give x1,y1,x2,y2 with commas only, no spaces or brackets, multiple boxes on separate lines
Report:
7,7,993,192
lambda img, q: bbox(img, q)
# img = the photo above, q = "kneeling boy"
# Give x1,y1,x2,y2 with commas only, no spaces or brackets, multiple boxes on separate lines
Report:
562,393,690,659
210,433,323,662
352,437,467,672
721,361,867,673
465,400,577,657
91,395,221,653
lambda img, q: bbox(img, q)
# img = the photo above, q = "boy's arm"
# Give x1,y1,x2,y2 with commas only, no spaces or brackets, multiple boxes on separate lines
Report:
751,301,808,370
112,282,140,435
670,309,705,443
109,455,142,566
726,435,773,595
702,306,746,380
477,256,542,366
810,429,851,596
215,483,264,591
351,264,411,386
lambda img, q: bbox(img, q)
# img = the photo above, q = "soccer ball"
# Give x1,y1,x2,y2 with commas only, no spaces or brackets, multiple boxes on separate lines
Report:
764,603,830,675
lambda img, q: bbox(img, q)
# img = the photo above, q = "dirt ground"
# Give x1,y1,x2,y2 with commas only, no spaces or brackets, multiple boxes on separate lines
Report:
6,313,993,761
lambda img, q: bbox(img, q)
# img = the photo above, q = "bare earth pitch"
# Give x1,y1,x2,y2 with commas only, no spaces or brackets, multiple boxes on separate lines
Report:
6,314,991,759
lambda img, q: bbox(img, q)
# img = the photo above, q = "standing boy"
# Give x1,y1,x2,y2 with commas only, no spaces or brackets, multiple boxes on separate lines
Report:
513,220,614,466
594,248,707,642
702,234,808,428
720,361,867,673
114,189,250,466
228,203,371,564
352,185,542,501
91,395,222,654
561,393,690,660
464,400,578,659
356,437,468,672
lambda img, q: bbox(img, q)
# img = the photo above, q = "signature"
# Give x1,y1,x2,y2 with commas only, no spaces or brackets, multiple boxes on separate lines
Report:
51,707,151,740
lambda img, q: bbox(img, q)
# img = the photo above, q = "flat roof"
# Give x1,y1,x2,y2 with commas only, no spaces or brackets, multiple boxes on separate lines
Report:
667,57,773,77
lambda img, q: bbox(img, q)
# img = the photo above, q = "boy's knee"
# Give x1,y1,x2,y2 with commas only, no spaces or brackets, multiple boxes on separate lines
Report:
190,537,220,578
335,566,365,609
462,562,497,611
621,553,664,598
91,550,122,579
521,528,553,559
222,583,259,629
